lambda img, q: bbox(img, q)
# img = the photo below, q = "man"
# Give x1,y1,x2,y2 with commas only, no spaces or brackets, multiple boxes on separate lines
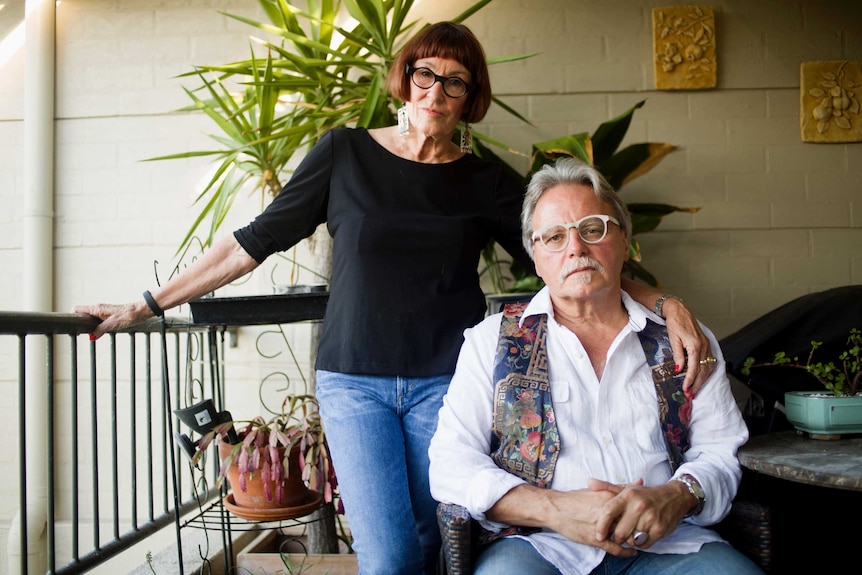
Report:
428,158,763,575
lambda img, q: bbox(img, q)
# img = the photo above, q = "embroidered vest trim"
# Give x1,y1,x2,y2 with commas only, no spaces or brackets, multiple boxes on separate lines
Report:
489,303,559,488
636,318,692,473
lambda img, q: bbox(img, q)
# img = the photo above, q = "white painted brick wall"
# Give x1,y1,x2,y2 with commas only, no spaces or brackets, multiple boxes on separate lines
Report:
0,1,861,569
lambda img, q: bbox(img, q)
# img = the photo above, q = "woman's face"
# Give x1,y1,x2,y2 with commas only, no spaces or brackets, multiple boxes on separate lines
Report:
404,57,471,141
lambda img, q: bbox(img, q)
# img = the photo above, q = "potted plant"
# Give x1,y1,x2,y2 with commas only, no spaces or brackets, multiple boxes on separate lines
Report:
186,394,340,520
187,398,356,573
176,394,340,518
741,328,862,438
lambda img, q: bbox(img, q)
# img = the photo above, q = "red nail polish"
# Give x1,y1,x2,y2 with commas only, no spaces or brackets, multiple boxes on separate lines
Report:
674,364,681,373
89,333,96,341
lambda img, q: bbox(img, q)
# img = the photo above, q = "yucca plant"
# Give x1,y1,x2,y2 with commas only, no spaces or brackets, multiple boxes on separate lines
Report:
475,100,699,293
148,0,514,258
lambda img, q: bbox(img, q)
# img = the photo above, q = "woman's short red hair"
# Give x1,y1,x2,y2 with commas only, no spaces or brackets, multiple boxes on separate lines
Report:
387,22,492,124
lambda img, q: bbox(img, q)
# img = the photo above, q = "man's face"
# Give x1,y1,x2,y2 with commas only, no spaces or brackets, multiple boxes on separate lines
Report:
531,183,629,301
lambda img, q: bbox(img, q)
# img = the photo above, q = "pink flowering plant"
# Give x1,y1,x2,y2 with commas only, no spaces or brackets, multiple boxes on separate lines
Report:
193,394,339,507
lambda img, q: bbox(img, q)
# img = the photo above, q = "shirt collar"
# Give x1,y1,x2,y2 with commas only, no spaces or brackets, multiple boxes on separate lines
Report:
519,286,659,333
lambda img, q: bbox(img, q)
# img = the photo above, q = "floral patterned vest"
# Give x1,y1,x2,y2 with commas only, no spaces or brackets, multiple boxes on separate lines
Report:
489,303,692,490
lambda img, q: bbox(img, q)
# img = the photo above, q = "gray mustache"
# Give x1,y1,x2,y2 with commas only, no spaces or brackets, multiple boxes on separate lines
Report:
558,257,605,284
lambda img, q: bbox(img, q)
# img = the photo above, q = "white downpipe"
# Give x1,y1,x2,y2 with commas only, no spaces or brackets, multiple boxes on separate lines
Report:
8,1,56,574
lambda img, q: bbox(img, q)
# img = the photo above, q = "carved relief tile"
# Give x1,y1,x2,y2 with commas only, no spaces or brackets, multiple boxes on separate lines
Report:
800,60,862,143
653,6,717,90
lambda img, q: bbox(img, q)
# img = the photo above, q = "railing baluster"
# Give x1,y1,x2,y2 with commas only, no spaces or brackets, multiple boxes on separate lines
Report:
130,334,138,530
145,332,155,523
90,337,100,553
18,335,28,575
111,333,120,542
71,335,80,563
47,335,56,574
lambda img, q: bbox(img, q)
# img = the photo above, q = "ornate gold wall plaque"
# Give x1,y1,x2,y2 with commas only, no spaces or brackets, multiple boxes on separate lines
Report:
800,60,862,143
653,6,717,90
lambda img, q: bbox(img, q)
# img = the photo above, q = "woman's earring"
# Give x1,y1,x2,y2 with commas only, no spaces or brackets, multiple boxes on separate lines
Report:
398,106,410,136
460,123,472,154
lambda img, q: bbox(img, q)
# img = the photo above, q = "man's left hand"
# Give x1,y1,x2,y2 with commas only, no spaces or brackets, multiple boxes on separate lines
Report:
589,477,690,549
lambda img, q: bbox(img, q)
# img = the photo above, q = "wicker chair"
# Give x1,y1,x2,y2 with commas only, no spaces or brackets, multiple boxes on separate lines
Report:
437,497,773,574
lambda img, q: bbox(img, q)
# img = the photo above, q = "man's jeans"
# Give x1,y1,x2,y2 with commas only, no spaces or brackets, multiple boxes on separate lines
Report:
475,537,766,575
316,370,451,575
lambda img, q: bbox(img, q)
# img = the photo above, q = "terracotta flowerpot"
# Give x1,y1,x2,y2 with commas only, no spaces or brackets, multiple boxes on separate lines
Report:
219,439,320,514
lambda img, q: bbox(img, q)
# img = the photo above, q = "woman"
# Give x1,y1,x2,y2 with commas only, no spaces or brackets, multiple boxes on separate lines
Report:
75,22,712,575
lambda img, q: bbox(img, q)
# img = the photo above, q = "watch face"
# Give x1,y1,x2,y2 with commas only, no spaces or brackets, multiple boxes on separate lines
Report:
680,475,704,501
676,475,705,517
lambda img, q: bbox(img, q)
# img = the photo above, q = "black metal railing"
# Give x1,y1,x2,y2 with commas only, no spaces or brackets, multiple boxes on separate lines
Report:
0,312,225,575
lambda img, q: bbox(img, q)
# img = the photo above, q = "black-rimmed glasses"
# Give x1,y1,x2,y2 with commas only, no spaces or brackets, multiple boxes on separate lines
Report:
532,214,621,251
406,65,473,98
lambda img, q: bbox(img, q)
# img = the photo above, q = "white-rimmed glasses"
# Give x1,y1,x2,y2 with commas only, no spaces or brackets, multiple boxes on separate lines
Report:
406,65,473,98
532,214,621,251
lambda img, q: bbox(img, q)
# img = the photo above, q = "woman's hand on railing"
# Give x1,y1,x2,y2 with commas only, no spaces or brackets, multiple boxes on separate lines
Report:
72,300,152,339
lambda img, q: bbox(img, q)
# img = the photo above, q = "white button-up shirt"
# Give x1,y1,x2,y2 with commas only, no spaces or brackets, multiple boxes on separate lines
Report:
429,288,749,574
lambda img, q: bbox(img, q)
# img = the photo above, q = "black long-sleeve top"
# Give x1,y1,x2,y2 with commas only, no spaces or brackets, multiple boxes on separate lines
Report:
234,127,532,377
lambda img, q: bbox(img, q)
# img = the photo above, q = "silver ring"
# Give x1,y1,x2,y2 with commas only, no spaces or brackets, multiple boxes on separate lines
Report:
632,530,648,546
698,356,717,366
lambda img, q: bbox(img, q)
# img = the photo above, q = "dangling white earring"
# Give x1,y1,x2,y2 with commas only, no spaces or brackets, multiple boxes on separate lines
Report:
398,106,410,136
460,123,472,154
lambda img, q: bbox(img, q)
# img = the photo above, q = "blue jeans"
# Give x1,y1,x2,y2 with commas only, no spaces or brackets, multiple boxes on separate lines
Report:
475,538,766,575
315,370,451,575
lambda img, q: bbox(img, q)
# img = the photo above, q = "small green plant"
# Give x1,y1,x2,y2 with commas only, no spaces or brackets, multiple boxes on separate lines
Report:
741,328,862,397
281,551,316,574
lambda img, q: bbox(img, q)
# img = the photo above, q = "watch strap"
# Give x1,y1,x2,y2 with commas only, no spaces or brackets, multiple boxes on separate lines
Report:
654,293,684,318
674,473,705,517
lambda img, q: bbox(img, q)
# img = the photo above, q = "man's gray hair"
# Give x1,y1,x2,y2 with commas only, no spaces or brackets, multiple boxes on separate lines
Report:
521,157,632,259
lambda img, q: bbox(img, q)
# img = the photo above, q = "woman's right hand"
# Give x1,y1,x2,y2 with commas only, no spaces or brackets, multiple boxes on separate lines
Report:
73,300,152,340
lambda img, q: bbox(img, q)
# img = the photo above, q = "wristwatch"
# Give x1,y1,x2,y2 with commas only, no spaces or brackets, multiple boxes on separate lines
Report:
674,474,706,517
654,293,684,318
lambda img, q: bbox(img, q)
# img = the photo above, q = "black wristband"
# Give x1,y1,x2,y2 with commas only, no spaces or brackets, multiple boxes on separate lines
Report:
142,290,164,317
